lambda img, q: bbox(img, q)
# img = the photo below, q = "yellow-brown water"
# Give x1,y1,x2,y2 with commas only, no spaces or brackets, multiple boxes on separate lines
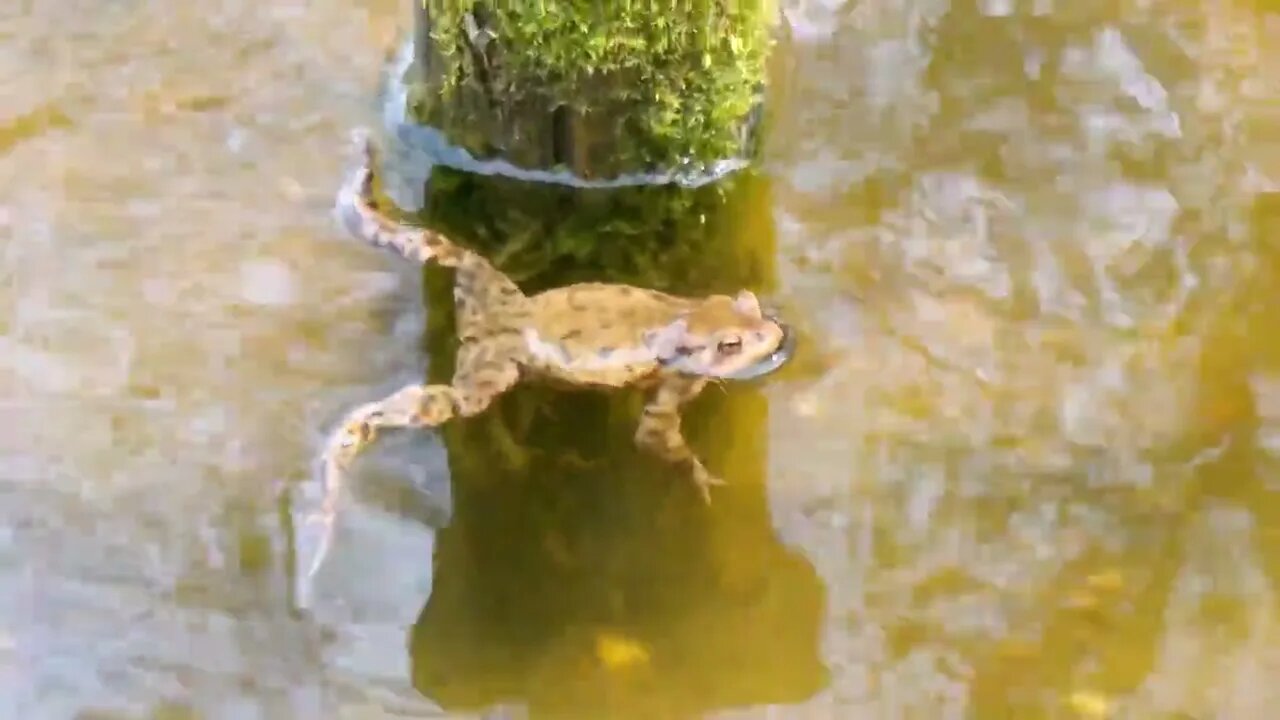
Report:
3,1,1279,718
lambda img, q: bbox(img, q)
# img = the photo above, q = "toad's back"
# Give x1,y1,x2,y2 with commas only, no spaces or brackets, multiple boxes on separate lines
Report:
519,283,693,387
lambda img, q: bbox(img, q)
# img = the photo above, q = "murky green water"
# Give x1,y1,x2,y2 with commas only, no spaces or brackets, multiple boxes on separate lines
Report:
3,0,1279,718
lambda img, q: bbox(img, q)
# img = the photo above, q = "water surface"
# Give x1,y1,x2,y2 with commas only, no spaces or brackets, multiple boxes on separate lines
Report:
3,0,1279,718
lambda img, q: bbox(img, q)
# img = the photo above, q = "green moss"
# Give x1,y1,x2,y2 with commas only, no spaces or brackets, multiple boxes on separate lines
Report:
411,0,771,176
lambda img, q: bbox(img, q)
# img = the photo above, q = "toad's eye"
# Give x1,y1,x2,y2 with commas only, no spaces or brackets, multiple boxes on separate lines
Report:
717,337,742,355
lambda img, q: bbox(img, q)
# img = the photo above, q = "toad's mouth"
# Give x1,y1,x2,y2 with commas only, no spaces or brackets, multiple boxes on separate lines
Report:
721,317,797,381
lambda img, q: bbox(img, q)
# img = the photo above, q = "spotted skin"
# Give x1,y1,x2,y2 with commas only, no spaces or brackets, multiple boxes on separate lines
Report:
298,129,791,600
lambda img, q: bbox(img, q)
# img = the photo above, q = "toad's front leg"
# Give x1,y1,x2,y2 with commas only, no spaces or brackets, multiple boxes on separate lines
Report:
294,350,518,607
634,376,723,503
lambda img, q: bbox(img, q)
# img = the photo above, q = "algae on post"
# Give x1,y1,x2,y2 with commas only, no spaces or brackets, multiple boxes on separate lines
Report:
410,0,772,179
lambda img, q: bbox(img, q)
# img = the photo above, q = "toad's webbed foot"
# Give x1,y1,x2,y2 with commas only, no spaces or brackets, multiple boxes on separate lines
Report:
634,377,722,503
686,463,728,504
635,425,726,504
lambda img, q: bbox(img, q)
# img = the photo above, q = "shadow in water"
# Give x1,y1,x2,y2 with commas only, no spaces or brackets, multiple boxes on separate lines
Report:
409,384,828,717
358,144,831,716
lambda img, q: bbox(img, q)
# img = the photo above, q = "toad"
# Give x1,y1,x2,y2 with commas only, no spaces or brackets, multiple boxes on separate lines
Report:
297,129,794,597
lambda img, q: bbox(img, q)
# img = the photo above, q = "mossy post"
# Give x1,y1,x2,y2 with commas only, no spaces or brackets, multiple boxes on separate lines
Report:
366,2,828,716
406,0,768,182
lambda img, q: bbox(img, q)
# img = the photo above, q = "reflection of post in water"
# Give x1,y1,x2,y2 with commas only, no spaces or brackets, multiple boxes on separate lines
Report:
377,2,829,715
396,161,827,718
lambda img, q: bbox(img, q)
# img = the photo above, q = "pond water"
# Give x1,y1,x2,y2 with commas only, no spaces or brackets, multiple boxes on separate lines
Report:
4,0,1280,718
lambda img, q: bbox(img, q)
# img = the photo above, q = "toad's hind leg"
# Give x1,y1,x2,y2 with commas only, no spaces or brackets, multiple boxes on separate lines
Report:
334,128,528,333
634,376,724,503
294,342,521,608
335,134,525,342
453,256,528,344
